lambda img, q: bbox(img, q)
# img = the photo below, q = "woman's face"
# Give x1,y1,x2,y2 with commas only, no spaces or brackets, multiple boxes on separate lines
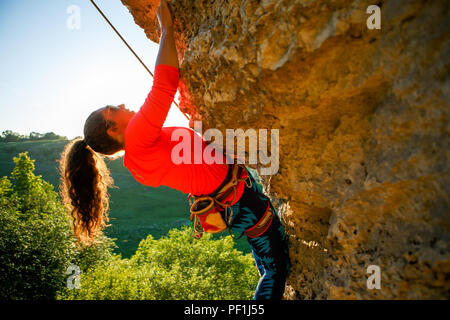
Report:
101,104,136,143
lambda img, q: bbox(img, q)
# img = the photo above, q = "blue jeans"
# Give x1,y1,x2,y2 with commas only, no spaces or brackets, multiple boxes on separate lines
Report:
228,169,291,300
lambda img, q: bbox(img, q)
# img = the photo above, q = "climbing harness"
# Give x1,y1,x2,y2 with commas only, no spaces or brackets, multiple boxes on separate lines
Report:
188,164,252,239
188,164,275,240
89,0,190,121
244,202,274,239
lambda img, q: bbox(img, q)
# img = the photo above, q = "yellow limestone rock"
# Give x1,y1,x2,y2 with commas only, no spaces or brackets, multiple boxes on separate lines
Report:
122,0,450,299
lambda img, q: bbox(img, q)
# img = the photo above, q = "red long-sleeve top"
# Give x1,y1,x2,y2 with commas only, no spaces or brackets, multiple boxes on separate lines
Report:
123,64,245,204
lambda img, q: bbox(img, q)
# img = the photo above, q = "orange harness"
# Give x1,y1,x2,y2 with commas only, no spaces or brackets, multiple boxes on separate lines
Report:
188,164,275,240
188,164,251,239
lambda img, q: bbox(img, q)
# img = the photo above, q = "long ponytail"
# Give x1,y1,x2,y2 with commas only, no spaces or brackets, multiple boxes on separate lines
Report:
59,137,114,244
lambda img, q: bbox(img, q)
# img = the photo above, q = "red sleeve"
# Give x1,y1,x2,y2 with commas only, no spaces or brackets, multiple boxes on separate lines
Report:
125,64,180,148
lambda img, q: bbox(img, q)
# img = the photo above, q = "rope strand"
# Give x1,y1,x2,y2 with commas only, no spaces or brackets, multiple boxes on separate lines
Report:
89,0,190,121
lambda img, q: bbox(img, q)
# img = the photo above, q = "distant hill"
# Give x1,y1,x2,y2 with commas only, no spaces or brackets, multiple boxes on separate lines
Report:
0,139,250,257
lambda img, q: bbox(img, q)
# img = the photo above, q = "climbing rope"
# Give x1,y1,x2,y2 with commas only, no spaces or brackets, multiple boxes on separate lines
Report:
89,0,190,121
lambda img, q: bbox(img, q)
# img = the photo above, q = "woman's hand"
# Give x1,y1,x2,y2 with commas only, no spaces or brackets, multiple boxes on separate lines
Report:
156,0,173,30
155,0,178,68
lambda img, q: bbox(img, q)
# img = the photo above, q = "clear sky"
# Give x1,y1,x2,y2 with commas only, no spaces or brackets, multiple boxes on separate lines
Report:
0,0,188,140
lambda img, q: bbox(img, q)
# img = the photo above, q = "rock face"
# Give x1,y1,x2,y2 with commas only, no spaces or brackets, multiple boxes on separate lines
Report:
122,0,449,299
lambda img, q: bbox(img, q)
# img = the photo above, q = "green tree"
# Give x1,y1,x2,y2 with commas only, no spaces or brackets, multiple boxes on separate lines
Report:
59,227,259,300
42,132,58,140
28,132,44,140
1,130,25,142
0,152,114,299
0,130,67,143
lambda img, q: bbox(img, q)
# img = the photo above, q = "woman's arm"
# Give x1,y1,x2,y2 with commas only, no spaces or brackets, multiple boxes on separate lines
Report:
155,0,179,69
124,0,179,149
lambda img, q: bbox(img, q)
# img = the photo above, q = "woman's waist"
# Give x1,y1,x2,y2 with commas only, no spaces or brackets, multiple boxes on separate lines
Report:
192,163,249,206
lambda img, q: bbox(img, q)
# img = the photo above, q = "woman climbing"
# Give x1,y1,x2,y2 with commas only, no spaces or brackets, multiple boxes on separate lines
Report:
59,0,290,300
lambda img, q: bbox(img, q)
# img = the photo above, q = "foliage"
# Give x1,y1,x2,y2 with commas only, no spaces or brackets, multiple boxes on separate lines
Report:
0,152,114,299
0,130,67,143
72,234,117,274
58,227,259,300
1,152,258,300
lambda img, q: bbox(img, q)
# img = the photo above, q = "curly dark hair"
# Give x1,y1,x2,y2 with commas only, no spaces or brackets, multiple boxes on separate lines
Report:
58,107,123,244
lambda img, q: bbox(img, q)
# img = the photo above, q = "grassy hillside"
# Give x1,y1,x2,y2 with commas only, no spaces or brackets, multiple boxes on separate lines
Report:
0,139,251,257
